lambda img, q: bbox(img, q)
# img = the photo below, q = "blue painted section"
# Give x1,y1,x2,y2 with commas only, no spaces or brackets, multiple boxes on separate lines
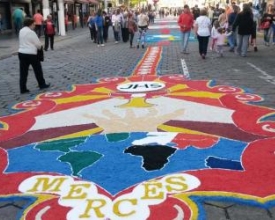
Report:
146,32,196,43
5,133,247,195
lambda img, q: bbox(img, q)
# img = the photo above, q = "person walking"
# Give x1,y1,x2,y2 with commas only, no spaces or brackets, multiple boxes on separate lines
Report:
94,9,104,47
177,4,194,54
260,4,273,46
210,20,220,51
112,9,122,44
212,4,221,26
136,9,149,49
248,3,260,51
227,5,239,52
128,13,137,48
215,27,232,57
18,18,50,94
192,5,200,20
43,15,55,51
33,9,44,37
103,11,111,43
232,4,254,57
13,8,25,35
87,11,96,43
194,9,212,59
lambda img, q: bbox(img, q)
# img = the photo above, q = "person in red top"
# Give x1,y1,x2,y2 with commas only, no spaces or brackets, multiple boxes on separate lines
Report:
43,15,55,51
178,5,194,54
33,9,44,37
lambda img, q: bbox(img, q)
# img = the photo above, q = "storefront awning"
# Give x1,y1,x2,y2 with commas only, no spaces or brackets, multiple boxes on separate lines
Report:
64,0,74,3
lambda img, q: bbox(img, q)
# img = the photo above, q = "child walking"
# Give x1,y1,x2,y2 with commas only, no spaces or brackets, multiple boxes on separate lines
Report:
210,20,219,51
216,27,232,57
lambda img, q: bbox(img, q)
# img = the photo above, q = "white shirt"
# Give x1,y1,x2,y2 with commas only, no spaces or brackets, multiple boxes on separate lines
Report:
18,26,41,55
216,33,227,45
137,13,149,27
112,14,122,26
211,27,219,39
195,16,211,36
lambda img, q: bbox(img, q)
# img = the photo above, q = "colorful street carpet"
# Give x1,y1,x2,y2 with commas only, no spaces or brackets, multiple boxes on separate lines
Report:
0,46,275,219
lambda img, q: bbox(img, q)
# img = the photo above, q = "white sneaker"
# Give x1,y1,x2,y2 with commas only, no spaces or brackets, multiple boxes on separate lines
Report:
115,41,118,44
101,44,105,47
97,45,100,47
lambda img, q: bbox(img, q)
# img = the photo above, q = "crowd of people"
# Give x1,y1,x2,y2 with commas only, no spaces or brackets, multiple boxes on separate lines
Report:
178,2,275,59
14,2,275,94
87,8,149,49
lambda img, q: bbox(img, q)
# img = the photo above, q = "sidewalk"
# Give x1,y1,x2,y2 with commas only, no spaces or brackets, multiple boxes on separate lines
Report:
0,26,89,60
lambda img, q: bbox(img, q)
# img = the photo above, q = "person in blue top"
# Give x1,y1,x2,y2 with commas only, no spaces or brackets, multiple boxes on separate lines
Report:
227,5,239,52
94,9,104,47
13,8,25,35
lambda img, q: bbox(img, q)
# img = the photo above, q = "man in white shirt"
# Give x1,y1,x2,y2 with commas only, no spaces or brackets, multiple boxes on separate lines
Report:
137,9,149,49
18,18,50,94
111,9,123,43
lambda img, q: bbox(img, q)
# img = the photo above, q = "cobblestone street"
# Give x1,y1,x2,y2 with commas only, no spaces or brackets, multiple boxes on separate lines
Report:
0,17,275,219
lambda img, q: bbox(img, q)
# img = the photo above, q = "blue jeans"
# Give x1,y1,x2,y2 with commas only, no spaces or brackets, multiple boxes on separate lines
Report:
263,27,272,43
236,34,250,56
272,23,275,43
227,32,236,49
137,27,147,45
97,26,103,44
180,31,190,52
113,26,120,42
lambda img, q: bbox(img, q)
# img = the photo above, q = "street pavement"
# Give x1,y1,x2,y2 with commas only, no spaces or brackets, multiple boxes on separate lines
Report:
1,18,275,117
0,16,275,219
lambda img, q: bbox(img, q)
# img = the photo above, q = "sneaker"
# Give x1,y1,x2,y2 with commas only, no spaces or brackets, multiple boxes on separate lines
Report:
137,45,139,49
101,44,105,47
115,41,118,44
201,54,205,59
142,45,145,49
254,46,258,52
97,44,100,47
40,84,50,90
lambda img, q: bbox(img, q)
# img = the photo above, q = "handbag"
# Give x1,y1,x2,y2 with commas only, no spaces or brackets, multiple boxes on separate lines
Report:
260,21,270,30
37,46,44,62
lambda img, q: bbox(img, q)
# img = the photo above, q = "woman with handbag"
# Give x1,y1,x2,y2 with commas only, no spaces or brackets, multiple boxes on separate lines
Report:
18,18,50,94
260,4,273,46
